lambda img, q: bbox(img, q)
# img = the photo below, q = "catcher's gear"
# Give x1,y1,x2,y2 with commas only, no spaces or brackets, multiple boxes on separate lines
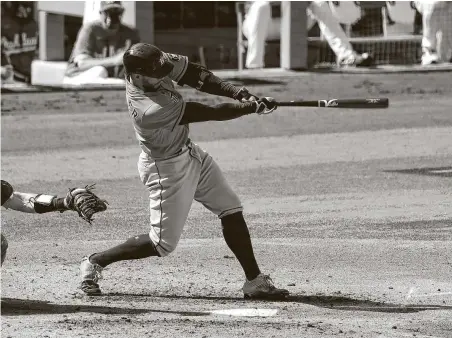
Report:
254,97,277,115
64,184,108,224
123,43,174,79
1,180,14,206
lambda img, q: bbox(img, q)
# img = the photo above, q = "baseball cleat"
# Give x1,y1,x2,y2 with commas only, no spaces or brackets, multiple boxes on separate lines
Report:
340,52,374,68
80,256,103,296
421,49,440,66
242,274,290,300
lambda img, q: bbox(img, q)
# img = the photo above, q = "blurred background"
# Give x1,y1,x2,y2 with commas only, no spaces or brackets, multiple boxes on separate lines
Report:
1,1,449,88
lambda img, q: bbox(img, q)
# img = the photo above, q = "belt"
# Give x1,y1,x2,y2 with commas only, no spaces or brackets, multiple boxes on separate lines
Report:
141,138,192,160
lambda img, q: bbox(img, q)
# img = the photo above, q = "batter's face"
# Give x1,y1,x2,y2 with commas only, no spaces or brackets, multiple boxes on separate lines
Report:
130,74,165,89
100,8,124,30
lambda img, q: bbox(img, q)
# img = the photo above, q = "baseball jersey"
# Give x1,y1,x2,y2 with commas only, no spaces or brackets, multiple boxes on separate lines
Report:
66,20,139,77
1,180,14,206
125,53,190,160
1,16,38,82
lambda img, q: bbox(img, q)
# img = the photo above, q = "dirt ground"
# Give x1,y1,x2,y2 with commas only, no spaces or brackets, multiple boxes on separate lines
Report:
1,72,451,338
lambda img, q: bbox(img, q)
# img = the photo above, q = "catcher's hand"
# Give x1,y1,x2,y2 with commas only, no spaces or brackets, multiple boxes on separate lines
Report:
64,184,108,224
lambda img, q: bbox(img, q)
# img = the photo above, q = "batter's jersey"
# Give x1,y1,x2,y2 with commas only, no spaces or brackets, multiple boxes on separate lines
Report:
1,16,38,82
1,180,14,206
125,53,190,160
66,20,139,77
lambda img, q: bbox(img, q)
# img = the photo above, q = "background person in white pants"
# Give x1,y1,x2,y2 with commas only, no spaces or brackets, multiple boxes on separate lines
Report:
242,1,373,69
415,1,452,65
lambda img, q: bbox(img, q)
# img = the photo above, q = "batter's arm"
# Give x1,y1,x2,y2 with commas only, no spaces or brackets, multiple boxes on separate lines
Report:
177,62,259,102
179,101,259,125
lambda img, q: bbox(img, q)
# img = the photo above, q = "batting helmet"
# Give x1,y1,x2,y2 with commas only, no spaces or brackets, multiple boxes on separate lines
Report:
123,43,174,79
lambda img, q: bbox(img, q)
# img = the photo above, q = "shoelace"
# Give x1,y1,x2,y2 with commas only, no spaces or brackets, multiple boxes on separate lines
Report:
93,267,103,281
262,274,276,290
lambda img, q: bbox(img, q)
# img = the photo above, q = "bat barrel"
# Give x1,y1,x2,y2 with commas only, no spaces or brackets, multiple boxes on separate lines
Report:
277,98,389,109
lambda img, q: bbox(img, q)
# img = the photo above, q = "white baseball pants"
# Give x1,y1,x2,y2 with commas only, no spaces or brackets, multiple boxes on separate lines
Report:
242,1,355,68
138,141,243,257
415,1,452,62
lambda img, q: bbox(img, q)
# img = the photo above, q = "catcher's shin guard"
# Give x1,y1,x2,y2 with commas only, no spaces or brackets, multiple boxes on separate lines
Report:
80,256,103,295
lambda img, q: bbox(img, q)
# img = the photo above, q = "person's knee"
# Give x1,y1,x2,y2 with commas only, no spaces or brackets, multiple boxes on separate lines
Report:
87,66,108,78
126,234,159,257
149,234,179,257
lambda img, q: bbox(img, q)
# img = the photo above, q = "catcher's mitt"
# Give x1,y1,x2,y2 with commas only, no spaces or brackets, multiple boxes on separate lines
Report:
64,184,108,224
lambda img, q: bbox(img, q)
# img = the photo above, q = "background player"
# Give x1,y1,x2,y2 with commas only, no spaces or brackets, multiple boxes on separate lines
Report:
242,1,373,69
1,180,106,266
80,43,290,300
414,1,452,65
1,1,38,84
64,1,140,85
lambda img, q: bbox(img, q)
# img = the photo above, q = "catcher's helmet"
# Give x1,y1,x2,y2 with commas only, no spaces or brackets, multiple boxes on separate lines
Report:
123,43,174,79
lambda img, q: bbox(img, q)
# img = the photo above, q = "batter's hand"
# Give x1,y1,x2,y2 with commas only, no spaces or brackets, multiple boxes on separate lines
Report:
254,97,277,115
234,86,259,102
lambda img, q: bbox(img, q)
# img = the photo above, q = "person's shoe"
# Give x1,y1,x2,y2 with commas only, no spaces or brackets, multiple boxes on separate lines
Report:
80,256,103,296
242,274,289,300
340,52,374,68
421,49,440,65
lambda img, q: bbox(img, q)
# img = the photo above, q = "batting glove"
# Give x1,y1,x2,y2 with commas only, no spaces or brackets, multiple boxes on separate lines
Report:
234,86,259,102
254,97,277,115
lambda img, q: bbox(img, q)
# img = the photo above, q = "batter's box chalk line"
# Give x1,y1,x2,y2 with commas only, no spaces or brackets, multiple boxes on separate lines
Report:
406,287,452,300
206,308,278,317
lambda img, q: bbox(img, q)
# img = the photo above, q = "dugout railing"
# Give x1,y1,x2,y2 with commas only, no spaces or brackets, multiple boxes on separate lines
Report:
235,1,428,70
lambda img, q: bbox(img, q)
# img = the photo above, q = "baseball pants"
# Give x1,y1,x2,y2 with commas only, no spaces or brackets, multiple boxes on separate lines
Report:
242,0,356,68
415,1,452,61
138,141,243,257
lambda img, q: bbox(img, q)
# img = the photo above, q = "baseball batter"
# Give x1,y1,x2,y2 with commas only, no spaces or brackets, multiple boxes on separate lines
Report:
80,43,289,299
1,180,106,266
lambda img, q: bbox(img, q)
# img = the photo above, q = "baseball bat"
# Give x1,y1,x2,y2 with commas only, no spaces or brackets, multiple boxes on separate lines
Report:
277,98,389,109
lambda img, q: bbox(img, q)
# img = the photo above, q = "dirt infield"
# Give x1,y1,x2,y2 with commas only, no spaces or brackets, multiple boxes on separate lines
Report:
1,72,452,337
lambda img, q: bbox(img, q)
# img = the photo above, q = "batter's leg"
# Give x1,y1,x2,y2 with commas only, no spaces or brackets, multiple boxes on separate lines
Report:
193,145,289,299
80,150,201,295
221,212,261,280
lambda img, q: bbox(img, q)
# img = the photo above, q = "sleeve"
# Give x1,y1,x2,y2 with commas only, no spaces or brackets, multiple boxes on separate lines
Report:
1,180,14,206
70,24,96,61
134,96,186,131
165,53,189,83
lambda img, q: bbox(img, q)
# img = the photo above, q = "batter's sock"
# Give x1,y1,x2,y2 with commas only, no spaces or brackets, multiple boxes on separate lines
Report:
221,212,261,281
89,234,158,268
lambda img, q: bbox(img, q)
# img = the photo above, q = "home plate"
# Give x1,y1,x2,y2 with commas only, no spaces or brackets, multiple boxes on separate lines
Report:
207,308,278,317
